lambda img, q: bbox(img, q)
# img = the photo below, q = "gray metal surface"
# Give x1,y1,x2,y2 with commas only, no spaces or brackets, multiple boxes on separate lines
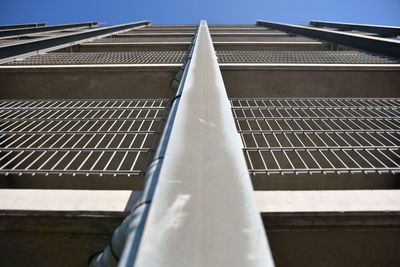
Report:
0,22,98,38
310,20,400,37
5,51,187,65
9,50,394,65
257,20,400,58
212,36,317,42
90,36,193,43
0,99,167,176
0,23,46,30
121,20,274,267
231,98,400,175
0,21,149,61
217,50,398,64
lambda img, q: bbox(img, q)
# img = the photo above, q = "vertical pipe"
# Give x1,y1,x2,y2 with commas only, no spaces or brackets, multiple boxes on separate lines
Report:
119,20,275,267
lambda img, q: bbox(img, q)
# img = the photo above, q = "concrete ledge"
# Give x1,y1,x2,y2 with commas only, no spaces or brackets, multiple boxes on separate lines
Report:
255,190,400,213
0,189,399,267
0,189,399,215
0,190,141,214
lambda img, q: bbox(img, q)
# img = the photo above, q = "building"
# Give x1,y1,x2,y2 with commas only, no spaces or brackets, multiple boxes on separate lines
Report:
0,19,399,267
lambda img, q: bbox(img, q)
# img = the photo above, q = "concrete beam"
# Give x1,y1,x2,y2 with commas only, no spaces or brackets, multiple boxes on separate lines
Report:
0,65,179,99
220,64,400,97
0,189,399,267
0,189,399,214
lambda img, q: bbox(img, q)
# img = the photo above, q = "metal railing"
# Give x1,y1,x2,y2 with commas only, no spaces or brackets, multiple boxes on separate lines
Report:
310,20,400,37
257,20,400,58
231,98,400,175
0,99,168,176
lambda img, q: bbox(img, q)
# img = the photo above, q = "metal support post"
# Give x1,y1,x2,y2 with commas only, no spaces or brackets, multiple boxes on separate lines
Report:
119,20,275,267
257,20,400,58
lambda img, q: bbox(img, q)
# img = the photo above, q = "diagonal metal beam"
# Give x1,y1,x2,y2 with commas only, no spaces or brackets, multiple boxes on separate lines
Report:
310,20,400,37
119,20,275,267
257,20,400,58
0,21,149,62
0,21,98,38
0,23,46,30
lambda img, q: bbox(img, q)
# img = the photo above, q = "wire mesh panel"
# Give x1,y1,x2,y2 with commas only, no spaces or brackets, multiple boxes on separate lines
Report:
5,51,187,65
126,29,196,34
231,98,400,175
90,36,193,43
209,29,283,33
217,50,399,64
212,36,317,42
0,99,169,176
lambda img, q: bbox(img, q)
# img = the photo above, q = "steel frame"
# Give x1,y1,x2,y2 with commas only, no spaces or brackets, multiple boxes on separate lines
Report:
0,23,46,30
0,21,149,62
257,20,400,58
0,22,98,38
310,20,400,37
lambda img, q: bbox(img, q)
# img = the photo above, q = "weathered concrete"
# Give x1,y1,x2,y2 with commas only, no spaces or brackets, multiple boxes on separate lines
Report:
0,174,145,190
221,65,400,97
0,65,179,99
0,190,399,267
251,172,400,190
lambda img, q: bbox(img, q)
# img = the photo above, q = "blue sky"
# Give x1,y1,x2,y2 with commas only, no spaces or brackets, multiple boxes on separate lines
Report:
1,0,399,26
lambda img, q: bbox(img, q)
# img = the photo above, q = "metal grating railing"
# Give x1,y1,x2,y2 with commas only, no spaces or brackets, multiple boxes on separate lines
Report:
212,36,317,42
209,29,282,33
231,98,400,175
5,51,187,65
126,29,196,34
217,50,399,64
0,99,169,176
90,36,193,43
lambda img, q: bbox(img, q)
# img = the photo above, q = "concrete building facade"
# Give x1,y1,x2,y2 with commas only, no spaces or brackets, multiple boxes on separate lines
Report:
0,20,399,267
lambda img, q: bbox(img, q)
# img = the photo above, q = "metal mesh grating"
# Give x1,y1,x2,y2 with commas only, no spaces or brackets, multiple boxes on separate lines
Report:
5,51,187,65
217,51,399,64
209,29,282,33
126,29,196,34
0,39,22,45
0,99,169,176
90,36,193,43
212,36,317,42
231,98,400,175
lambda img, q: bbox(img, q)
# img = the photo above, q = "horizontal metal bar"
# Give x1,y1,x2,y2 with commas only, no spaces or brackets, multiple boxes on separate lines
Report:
0,147,151,152
0,130,158,135
0,21,149,60
0,106,166,111
257,20,400,58
235,116,400,119
0,22,98,38
0,118,164,122
232,106,399,110
238,130,399,133
0,23,46,30
0,169,144,176
249,168,400,175
310,20,400,37
244,146,400,150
